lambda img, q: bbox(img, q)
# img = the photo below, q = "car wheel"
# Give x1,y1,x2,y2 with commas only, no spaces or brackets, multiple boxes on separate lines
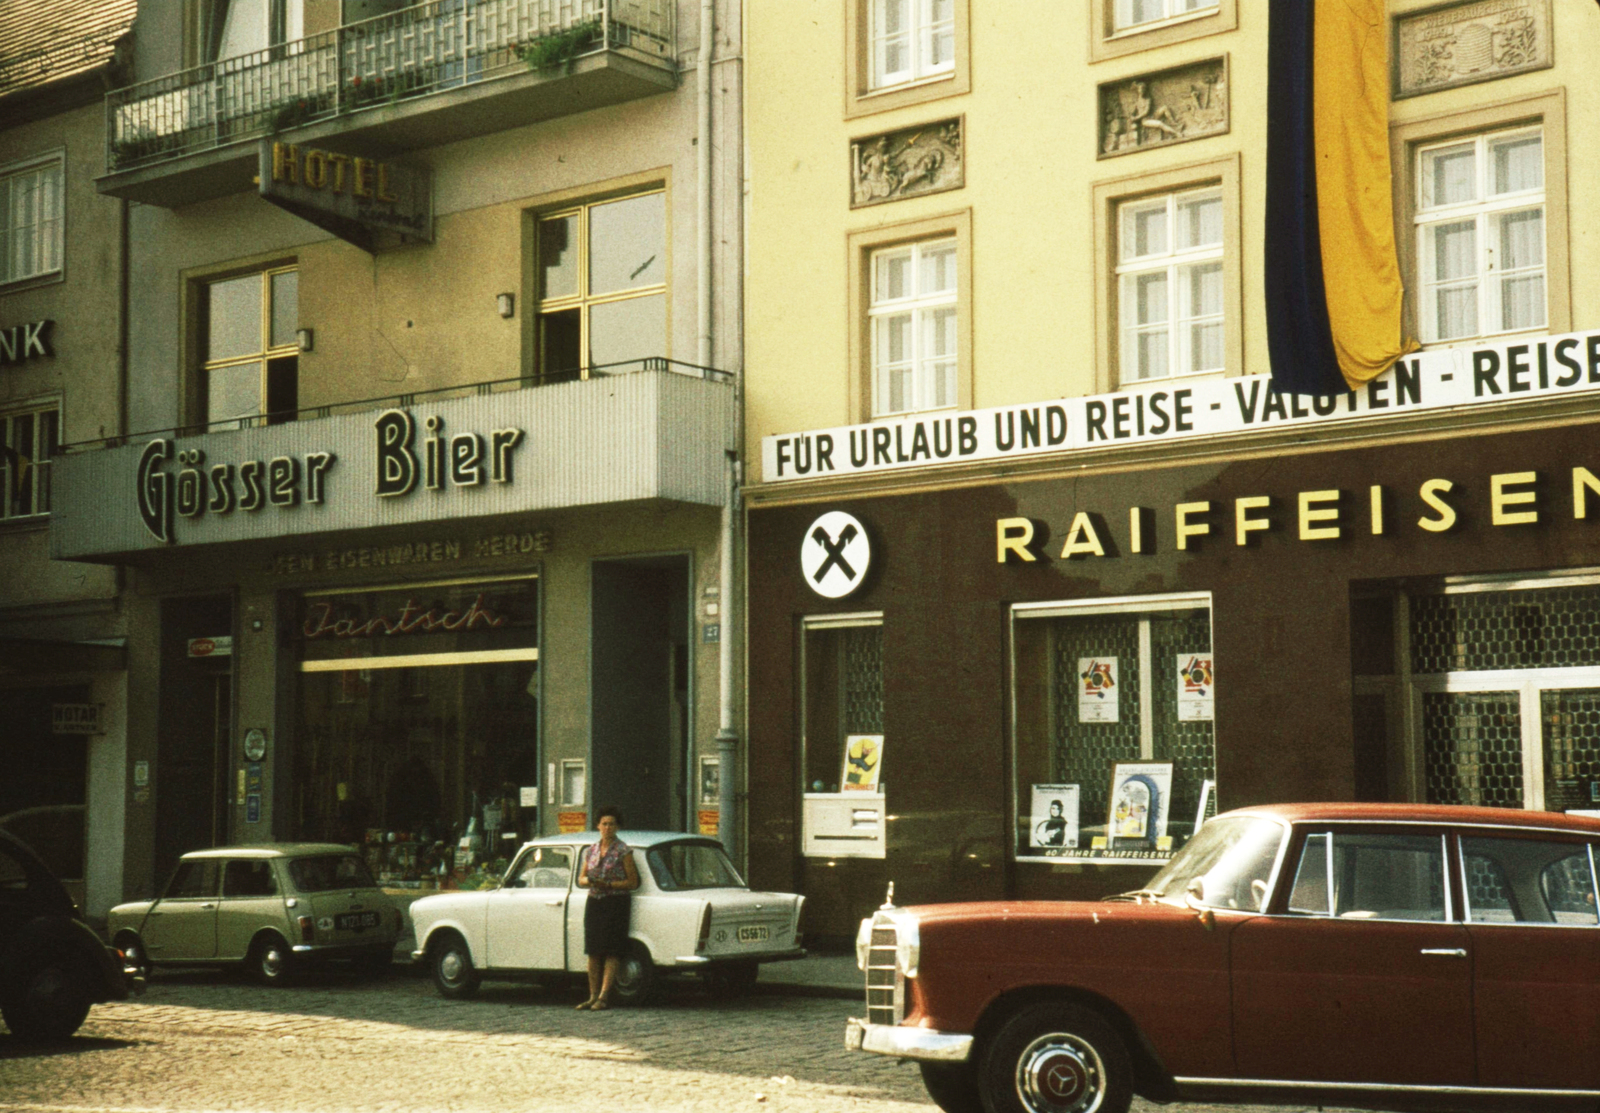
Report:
978,1003,1132,1113
608,942,658,1007
431,934,480,1000
0,951,92,1041
248,934,296,987
703,961,759,997
113,932,150,981
918,1061,983,1113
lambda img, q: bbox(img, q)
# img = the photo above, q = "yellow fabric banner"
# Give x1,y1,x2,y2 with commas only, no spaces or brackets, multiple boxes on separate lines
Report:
1313,0,1417,389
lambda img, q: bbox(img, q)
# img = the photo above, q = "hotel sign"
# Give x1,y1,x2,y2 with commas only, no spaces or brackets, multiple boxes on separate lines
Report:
259,140,432,251
762,327,1600,483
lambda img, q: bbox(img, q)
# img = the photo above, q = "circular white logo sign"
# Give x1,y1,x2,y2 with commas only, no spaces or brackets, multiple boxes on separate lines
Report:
801,511,871,599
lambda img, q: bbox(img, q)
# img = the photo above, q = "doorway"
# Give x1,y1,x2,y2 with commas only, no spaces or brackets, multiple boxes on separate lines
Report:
156,595,234,878
590,555,690,831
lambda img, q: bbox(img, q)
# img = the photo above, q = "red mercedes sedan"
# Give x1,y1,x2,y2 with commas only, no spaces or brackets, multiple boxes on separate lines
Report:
847,803,1600,1113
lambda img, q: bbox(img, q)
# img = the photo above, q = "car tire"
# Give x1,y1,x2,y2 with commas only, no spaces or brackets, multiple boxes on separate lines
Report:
248,934,297,987
608,942,659,1007
0,949,92,1041
978,1002,1132,1113
431,934,480,1000
703,961,759,997
113,932,150,981
918,1061,983,1113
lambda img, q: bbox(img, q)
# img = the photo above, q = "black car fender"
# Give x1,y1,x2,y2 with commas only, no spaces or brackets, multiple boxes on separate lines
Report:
0,915,130,1004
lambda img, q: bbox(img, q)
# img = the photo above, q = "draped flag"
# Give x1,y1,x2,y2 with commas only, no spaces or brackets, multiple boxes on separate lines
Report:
1265,0,1417,396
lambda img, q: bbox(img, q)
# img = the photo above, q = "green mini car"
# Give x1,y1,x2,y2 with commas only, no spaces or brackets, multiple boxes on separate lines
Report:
107,844,402,985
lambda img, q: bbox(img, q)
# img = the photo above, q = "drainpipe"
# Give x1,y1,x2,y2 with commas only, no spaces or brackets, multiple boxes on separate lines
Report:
699,0,740,863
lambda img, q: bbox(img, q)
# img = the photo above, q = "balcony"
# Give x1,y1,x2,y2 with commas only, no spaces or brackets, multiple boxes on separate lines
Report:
50,360,734,562
98,0,676,206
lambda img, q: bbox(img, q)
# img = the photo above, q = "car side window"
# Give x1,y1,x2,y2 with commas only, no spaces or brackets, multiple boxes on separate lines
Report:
165,859,220,899
223,859,278,898
1331,833,1447,922
1461,836,1598,926
507,847,573,890
1287,831,1447,920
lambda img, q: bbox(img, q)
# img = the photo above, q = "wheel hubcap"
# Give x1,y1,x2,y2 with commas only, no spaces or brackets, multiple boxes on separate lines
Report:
440,950,464,983
260,946,285,978
1015,1032,1105,1113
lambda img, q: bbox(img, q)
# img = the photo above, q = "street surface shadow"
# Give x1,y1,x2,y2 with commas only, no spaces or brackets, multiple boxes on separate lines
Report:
0,1034,139,1059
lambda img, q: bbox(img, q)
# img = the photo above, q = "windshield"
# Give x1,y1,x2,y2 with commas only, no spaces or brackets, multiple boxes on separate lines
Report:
648,842,745,890
288,854,377,892
1140,816,1285,911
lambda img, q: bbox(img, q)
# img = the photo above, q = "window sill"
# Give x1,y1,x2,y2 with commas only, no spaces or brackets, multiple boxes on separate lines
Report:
0,515,51,535
0,270,64,296
1107,8,1217,42
1417,326,1550,352
847,71,965,121
871,405,960,423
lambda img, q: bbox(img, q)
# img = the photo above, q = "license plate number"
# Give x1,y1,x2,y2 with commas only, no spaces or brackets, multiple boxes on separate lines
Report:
736,925,769,944
336,911,380,931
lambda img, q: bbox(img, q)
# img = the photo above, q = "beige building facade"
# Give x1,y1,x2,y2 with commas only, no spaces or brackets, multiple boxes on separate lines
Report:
48,0,746,910
741,1,1600,940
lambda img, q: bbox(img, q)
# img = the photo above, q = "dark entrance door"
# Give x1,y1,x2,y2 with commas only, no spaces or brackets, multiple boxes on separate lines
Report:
156,595,234,879
590,556,689,832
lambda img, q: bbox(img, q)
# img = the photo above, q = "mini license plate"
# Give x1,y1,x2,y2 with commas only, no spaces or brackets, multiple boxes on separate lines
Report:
736,924,770,944
335,911,380,932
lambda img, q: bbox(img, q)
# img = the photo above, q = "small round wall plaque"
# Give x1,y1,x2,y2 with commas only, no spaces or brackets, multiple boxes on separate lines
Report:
243,728,268,761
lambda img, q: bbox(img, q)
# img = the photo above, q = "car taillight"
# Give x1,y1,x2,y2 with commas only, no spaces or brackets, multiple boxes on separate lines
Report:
697,905,712,953
298,915,315,943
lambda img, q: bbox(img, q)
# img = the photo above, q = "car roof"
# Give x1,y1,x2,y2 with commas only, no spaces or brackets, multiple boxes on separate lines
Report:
517,831,723,850
1224,801,1600,833
179,843,360,859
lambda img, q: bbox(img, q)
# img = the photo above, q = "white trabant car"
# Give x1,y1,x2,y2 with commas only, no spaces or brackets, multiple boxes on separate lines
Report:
408,831,805,1004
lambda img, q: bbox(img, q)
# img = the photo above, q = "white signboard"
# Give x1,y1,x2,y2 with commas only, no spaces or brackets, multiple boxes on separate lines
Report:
1176,654,1214,721
1029,784,1080,850
762,327,1600,482
801,510,872,598
1077,658,1119,723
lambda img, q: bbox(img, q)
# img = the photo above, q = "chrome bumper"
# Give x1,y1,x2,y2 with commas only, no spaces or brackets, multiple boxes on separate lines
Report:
845,1017,973,1062
672,947,807,966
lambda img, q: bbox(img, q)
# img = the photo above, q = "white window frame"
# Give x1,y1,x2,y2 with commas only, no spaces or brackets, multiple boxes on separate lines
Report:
870,237,958,417
1415,126,1546,345
1111,0,1219,34
869,0,955,91
0,155,64,287
0,402,60,521
1116,187,1225,383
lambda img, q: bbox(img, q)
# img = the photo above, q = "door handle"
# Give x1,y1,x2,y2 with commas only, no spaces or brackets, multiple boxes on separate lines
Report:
1420,948,1467,957
199,903,217,910
545,899,565,907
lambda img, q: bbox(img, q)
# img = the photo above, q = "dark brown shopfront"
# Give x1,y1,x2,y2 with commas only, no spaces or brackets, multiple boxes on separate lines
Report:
745,417,1600,941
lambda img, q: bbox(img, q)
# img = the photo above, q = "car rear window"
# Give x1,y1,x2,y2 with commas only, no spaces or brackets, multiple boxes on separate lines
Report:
647,842,745,890
288,854,377,892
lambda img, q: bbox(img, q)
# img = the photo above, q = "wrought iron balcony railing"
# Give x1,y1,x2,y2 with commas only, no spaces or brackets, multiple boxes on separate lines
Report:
106,0,673,174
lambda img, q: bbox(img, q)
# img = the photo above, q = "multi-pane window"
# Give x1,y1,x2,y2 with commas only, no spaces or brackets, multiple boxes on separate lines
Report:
1118,188,1224,382
871,238,957,416
1416,128,1545,344
0,405,59,520
536,191,667,379
1,159,63,286
1112,0,1218,32
204,0,303,61
202,266,298,426
870,0,954,90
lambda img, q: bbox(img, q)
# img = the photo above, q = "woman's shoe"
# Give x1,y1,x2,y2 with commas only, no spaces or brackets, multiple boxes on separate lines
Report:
590,997,611,1011
574,998,597,1010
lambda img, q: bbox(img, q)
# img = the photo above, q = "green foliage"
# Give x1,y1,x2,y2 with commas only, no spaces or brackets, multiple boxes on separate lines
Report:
515,20,601,75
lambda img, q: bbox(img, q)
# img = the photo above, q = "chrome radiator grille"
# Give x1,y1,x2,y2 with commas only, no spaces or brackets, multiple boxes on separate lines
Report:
865,922,901,1025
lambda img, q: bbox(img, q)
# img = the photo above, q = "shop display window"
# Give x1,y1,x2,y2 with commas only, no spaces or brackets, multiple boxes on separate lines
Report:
294,577,540,890
1010,594,1216,864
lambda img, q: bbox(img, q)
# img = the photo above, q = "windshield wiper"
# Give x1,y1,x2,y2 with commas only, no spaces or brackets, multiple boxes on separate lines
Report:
1104,887,1165,903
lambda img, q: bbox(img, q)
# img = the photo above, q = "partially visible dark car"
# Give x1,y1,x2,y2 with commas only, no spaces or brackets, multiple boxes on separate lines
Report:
0,829,141,1040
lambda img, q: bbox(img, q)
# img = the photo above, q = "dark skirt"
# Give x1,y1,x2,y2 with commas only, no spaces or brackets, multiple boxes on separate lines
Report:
583,894,632,958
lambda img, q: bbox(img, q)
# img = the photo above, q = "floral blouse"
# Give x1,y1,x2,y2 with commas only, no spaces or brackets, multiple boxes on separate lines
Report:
583,839,631,899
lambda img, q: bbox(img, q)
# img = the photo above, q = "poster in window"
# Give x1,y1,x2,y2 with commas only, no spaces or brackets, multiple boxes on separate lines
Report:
1029,784,1080,851
1108,762,1174,844
699,756,721,806
1077,658,1120,723
1176,654,1214,721
841,733,885,792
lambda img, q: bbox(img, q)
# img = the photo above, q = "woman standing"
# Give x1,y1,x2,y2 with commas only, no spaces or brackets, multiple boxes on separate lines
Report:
575,805,639,1010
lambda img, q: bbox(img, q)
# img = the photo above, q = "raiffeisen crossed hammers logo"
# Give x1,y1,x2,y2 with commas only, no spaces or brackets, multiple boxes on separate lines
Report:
801,511,872,599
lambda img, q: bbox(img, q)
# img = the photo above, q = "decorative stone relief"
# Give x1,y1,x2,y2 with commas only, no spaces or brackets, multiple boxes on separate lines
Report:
1098,57,1228,159
1395,0,1551,98
850,118,963,209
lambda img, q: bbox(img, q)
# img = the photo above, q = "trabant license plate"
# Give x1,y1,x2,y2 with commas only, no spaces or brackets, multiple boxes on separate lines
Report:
336,911,380,932
737,924,769,943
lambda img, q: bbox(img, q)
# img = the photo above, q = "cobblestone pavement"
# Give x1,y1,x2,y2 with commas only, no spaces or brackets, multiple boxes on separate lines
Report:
0,970,1352,1113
